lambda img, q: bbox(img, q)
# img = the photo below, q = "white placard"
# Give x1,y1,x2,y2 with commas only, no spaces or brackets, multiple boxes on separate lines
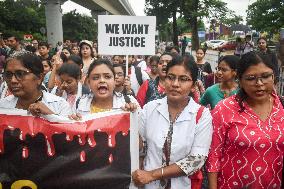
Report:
98,15,156,55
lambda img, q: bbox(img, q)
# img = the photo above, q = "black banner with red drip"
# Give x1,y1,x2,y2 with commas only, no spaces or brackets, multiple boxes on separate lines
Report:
0,110,131,189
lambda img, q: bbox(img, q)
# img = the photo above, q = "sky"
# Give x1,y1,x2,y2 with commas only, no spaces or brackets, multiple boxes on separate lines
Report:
61,0,257,21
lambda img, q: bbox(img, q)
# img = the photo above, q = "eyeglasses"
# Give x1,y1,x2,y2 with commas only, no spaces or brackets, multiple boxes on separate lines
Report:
166,74,192,84
242,73,274,85
3,70,31,81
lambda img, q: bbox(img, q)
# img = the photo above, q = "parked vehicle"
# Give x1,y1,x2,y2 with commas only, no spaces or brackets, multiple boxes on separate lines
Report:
218,40,237,51
206,40,226,49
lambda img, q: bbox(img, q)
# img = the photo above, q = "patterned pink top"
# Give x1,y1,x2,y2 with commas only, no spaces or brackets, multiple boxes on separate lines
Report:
206,94,284,189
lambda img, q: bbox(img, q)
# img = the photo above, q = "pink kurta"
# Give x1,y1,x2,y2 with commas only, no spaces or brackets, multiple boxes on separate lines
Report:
206,94,284,189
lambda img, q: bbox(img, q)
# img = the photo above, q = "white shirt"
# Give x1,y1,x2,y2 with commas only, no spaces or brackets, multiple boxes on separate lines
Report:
51,83,85,113
0,82,8,99
76,92,139,115
139,97,212,189
129,66,149,95
137,60,148,71
0,91,72,117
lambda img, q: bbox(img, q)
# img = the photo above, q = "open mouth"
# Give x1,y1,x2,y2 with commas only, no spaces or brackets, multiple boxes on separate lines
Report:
97,85,108,94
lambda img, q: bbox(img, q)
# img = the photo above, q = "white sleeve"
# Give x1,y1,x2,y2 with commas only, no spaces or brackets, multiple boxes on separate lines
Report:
190,107,213,156
141,70,150,81
129,95,141,109
138,61,147,71
50,87,57,95
138,106,147,141
56,99,73,117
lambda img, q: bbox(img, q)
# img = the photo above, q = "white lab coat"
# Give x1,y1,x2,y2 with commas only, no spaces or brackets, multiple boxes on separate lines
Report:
139,97,212,189
0,91,72,117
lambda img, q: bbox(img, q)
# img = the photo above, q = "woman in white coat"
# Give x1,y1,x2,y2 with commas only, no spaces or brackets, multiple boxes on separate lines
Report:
132,55,213,189
0,53,71,117
69,59,138,119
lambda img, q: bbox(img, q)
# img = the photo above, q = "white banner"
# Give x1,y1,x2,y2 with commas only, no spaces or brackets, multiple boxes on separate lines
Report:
98,15,156,55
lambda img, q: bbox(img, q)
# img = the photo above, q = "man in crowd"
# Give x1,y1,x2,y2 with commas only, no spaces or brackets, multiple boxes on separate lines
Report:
4,35,26,57
257,37,280,83
38,41,51,60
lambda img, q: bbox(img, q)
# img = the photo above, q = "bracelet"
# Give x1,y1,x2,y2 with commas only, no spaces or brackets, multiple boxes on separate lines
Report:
161,167,164,179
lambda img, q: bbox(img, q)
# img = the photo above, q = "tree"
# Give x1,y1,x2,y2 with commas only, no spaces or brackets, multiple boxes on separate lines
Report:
221,15,243,27
62,11,97,42
247,0,284,33
182,0,239,50
145,0,182,45
0,0,46,39
145,0,241,50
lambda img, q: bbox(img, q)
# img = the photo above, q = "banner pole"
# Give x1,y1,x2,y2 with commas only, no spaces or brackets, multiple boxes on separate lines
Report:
129,112,139,189
125,54,129,76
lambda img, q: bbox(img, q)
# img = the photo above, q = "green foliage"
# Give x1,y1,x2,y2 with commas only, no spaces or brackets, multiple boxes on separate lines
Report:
146,0,241,49
0,0,46,40
145,0,183,44
247,0,284,33
0,0,97,42
62,11,97,41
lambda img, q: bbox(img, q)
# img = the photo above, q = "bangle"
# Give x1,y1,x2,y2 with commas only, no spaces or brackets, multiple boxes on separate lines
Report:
161,167,164,179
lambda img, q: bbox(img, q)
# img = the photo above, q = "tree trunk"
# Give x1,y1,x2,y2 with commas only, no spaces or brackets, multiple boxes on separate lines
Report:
172,9,178,46
191,0,199,50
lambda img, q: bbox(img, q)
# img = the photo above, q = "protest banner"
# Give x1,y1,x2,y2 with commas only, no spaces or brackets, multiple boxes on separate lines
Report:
98,15,156,56
0,108,138,189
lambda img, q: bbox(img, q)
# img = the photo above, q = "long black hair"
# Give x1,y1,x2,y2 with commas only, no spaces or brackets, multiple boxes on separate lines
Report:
57,63,81,80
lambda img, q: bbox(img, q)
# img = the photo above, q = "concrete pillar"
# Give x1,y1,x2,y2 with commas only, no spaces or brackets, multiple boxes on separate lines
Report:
44,0,63,48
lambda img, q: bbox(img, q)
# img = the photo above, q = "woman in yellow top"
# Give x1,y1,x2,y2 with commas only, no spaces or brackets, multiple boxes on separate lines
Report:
69,59,138,118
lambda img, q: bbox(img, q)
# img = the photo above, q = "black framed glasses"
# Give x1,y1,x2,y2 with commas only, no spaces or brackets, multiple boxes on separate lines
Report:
3,70,31,81
165,74,193,84
242,73,274,85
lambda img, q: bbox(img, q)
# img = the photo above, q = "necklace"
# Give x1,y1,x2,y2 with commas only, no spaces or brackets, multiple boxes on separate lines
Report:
34,92,43,103
219,83,237,98
17,91,43,110
247,96,273,139
253,96,272,121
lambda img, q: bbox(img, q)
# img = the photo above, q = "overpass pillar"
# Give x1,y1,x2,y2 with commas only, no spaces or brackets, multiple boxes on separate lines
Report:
44,0,63,47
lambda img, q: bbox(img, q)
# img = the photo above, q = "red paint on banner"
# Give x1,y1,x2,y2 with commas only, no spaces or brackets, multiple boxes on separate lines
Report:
0,113,130,163
22,146,29,159
80,151,86,162
108,154,113,163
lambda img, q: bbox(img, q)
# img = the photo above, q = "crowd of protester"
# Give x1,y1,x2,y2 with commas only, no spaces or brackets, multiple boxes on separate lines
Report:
0,34,284,189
